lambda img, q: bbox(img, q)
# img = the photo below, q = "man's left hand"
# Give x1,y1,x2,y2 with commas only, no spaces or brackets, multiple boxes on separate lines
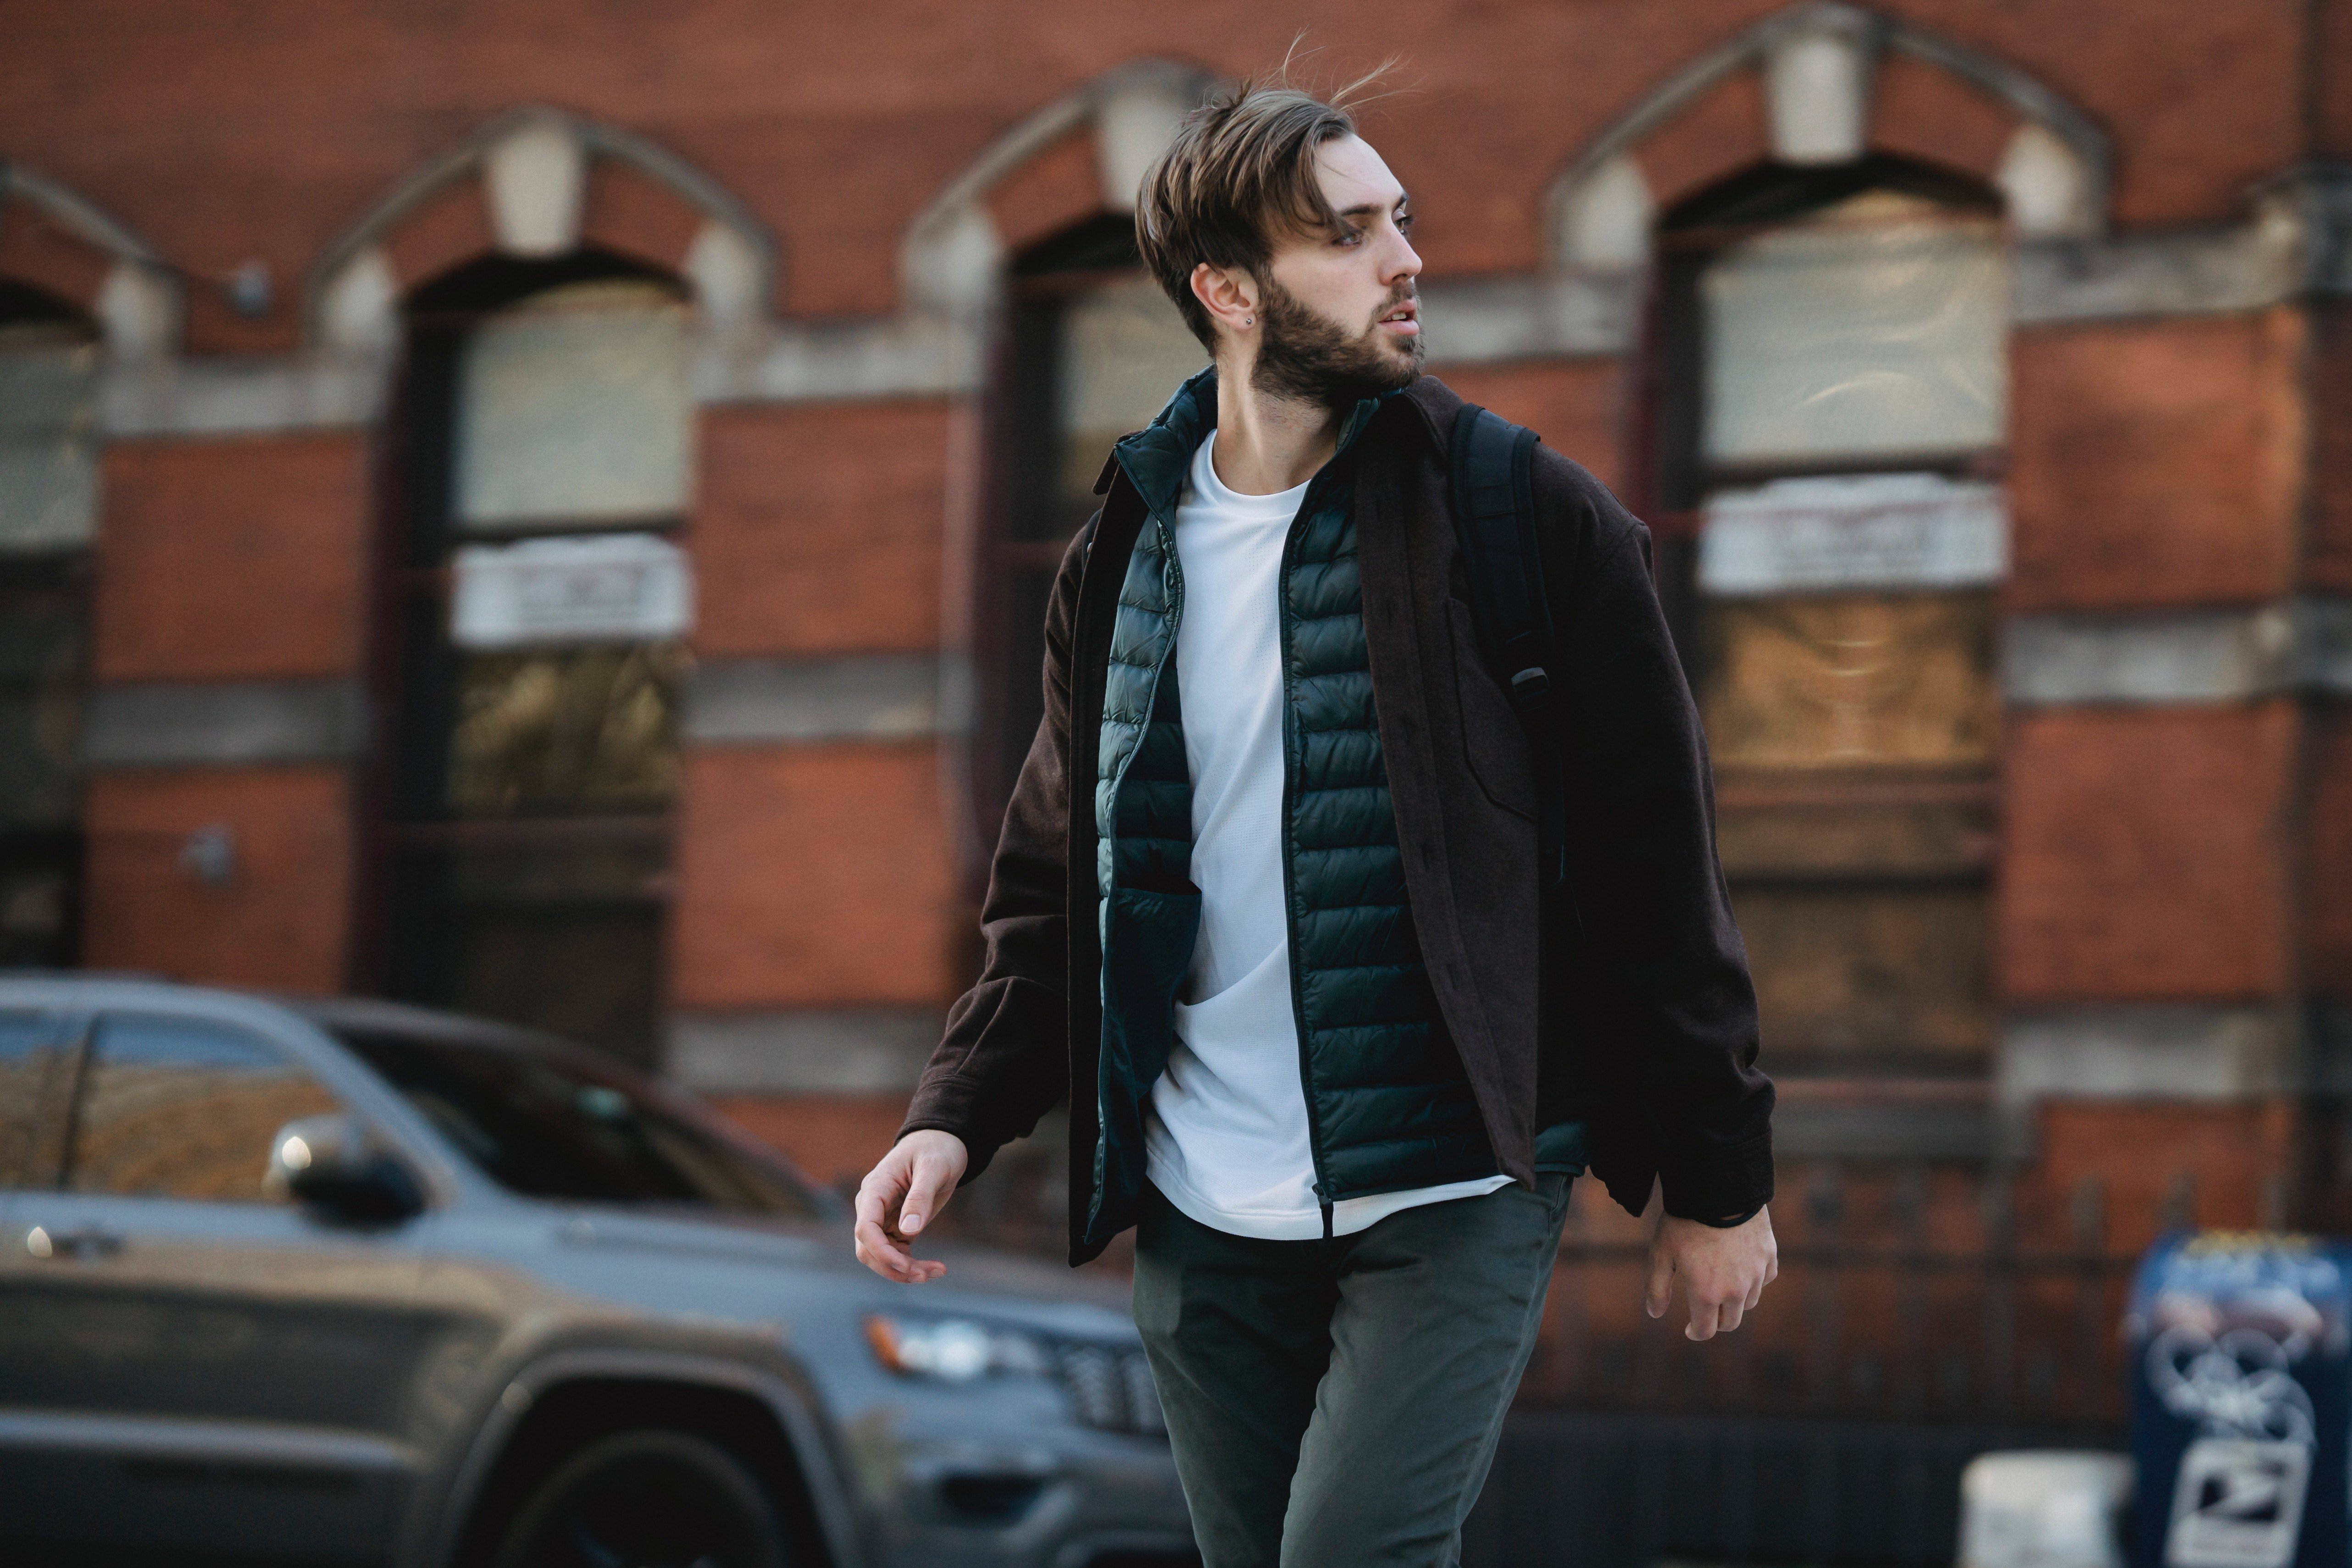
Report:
1644,1205,1778,1341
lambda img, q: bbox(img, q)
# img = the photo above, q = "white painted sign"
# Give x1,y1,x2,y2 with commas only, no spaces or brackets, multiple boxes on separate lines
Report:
2164,1439,2309,1568
1699,471,2007,596
450,532,693,649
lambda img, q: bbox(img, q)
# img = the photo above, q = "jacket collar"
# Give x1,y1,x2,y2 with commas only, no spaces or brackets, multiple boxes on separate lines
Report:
1109,363,1403,518
1396,373,1470,460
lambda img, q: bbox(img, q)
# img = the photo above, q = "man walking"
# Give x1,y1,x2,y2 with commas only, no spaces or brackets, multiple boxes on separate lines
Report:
856,71,1778,1566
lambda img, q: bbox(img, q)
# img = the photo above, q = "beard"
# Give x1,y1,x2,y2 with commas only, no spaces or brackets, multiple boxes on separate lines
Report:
1248,273,1425,408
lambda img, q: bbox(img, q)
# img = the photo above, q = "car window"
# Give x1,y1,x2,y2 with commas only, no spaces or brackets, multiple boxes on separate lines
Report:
66,1014,341,1203
0,1011,72,1189
332,1026,821,1218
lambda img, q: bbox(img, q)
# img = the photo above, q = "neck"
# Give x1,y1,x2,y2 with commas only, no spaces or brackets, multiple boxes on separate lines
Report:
1208,356,1341,495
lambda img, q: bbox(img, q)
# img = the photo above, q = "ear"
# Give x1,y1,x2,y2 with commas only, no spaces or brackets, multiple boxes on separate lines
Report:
1189,260,1260,342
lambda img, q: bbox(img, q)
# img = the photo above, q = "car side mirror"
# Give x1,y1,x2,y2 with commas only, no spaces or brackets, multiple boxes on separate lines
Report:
266,1113,424,1223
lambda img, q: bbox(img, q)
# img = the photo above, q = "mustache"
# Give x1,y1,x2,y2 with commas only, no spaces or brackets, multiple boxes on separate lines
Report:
1371,282,1418,323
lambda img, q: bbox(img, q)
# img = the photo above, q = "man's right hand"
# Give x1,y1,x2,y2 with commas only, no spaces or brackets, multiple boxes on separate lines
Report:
854,1129,970,1283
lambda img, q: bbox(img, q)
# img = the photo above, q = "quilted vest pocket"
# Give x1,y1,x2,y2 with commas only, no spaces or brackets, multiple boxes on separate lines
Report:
1088,882,1202,1242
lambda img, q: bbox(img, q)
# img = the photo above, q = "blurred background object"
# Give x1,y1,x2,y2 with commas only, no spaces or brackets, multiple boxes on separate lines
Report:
4,1,2352,1562
1957,1451,2131,1568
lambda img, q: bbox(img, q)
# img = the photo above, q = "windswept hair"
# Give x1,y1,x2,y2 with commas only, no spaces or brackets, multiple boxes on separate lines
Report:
1134,58,1394,351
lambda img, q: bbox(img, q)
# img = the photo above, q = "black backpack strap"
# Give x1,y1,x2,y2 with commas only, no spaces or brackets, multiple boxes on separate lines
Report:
1447,402,1568,891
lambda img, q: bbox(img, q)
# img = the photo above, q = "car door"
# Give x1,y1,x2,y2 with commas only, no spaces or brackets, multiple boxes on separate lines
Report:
0,1006,436,1565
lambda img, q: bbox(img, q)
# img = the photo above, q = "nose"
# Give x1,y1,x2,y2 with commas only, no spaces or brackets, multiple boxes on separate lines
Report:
1385,226,1421,287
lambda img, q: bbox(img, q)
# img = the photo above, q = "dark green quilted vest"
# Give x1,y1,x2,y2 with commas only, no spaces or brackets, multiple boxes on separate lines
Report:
1082,367,1494,1250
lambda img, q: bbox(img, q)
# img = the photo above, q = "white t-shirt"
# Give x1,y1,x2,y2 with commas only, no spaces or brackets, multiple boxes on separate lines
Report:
1141,429,1512,1240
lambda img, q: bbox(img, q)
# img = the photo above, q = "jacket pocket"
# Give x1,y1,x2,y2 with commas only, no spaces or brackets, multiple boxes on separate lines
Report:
1445,596,1538,822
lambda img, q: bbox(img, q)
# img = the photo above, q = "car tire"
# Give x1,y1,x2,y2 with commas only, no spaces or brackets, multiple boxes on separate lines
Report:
487,1428,788,1568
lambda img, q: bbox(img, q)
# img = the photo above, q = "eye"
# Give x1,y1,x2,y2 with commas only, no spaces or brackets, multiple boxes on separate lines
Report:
1336,227,1365,247
1397,211,1416,234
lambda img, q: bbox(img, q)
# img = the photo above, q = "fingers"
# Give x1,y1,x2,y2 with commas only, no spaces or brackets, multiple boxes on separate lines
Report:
900,1147,958,1238
853,1177,916,1281
1715,1296,1745,1335
852,1145,948,1283
1644,1243,1675,1320
1684,1296,1721,1341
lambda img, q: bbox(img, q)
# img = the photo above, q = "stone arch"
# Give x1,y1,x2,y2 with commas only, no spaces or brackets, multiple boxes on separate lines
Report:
305,106,776,355
0,161,178,358
1546,1,2110,274
900,58,1219,317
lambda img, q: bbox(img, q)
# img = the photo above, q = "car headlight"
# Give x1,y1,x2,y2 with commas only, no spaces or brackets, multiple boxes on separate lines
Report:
864,1314,1051,1384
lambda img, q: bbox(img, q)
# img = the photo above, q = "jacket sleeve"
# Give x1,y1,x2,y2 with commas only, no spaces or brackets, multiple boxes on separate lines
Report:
1544,465,1775,1223
895,517,1094,1183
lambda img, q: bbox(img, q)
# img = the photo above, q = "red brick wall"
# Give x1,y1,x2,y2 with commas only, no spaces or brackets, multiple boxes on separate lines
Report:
94,433,372,682
671,741,957,1010
690,402,949,659
1436,360,1633,497
2325,0,2352,161
1629,64,1773,216
2035,1100,2297,1249
83,766,355,992
2008,310,2308,613
1999,703,2297,1004
0,0,2314,355
987,129,1104,256
1869,48,2022,185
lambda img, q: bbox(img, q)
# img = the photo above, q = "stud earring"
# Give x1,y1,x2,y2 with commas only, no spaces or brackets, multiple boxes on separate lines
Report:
1243,315,1254,327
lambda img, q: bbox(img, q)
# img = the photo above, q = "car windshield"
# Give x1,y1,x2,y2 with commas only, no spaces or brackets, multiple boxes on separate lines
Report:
332,1025,824,1218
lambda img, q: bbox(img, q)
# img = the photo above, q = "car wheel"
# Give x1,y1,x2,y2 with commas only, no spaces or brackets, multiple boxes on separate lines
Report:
488,1429,788,1568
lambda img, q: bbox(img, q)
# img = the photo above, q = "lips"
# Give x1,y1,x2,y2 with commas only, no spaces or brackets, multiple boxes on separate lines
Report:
1378,299,1420,334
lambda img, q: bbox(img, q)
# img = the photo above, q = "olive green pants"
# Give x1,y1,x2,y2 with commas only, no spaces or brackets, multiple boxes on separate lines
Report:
1131,1172,1575,1568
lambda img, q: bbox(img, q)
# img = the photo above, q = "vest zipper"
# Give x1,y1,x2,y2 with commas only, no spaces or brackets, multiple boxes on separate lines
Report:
1277,469,1339,1224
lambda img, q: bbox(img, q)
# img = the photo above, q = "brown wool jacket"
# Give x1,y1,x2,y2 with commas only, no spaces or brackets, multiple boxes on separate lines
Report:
902,375,1774,1259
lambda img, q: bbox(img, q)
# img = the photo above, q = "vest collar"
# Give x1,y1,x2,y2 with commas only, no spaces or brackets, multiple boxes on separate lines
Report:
1109,363,1397,520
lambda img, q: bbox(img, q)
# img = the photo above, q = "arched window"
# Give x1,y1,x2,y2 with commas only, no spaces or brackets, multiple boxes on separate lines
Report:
0,282,101,967
375,253,693,1065
972,216,1204,836
1652,157,2008,1084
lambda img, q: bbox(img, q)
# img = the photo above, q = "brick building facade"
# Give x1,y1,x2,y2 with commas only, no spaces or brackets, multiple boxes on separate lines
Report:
4,0,2350,1256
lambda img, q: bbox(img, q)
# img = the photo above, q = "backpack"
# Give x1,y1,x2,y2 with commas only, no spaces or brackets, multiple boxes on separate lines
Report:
1445,403,1569,893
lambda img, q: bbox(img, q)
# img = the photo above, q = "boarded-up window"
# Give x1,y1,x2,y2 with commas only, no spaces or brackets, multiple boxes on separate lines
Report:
1675,183,2009,1081
0,327,100,554
1055,274,1209,515
382,260,694,1068
0,587,84,833
454,280,692,531
973,219,1206,844
0,309,96,971
1701,192,2006,466
446,643,687,816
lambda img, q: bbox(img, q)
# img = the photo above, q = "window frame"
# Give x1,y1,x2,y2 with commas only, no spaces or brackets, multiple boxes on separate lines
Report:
354,252,694,1066
1642,166,2012,1085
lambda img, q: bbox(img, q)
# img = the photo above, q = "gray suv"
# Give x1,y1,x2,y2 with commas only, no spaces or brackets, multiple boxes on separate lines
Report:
0,976,1194,1568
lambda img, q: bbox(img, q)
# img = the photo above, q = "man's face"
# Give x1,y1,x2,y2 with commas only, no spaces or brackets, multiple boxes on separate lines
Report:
1252,133,1423,406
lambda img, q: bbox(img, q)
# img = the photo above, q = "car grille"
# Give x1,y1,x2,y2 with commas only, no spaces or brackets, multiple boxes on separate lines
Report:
1056,1342,1166,1435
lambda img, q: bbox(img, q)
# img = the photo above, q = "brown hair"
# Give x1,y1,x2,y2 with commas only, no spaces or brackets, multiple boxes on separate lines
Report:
1134,64,1388,351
